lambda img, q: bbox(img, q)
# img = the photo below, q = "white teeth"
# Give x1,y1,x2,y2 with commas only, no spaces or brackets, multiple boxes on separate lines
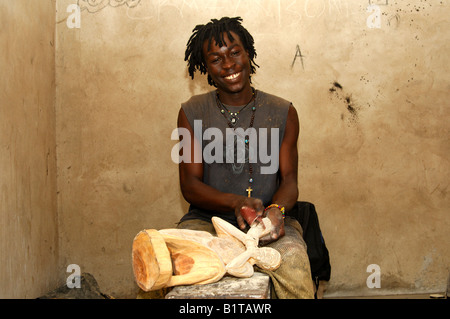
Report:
225,72,240,80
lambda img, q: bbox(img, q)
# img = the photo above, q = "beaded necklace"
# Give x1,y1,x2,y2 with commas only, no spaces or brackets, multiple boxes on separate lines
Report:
216,90,255,126
215,88,257,198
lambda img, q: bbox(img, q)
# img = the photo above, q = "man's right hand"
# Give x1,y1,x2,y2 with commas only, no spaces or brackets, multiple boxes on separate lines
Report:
234,197,264,231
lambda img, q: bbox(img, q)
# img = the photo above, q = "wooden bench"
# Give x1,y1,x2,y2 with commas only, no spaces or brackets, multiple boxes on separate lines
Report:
165,272,271,299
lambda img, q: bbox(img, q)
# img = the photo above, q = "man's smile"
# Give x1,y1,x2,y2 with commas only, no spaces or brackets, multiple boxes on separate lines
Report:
224,72,241,80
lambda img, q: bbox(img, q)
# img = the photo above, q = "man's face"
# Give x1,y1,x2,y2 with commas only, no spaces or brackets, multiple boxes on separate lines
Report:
202,31,251,95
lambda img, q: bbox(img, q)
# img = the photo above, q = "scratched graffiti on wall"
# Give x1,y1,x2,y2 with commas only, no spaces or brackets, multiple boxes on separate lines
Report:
74,0,386,24
77,0,141,13
73,0,437,34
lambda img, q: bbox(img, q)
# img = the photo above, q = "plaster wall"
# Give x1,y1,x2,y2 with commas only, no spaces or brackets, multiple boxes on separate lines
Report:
0,0,58,298
55,0,449,297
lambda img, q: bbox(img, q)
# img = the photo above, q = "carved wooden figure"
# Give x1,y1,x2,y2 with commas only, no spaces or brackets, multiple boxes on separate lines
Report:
132,216,281,291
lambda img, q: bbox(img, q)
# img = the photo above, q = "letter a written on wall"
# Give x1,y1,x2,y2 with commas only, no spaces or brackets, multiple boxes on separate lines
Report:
66,4,81,29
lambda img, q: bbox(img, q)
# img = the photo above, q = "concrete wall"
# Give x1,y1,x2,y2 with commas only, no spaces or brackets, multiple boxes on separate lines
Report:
0,1,58,298
1,0,446,298
54,0,449,298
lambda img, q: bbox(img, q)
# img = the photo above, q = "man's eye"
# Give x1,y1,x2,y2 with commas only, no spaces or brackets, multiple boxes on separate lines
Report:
231,50,241,56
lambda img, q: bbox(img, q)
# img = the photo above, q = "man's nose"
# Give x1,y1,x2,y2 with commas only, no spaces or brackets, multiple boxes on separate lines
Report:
222,57,235,70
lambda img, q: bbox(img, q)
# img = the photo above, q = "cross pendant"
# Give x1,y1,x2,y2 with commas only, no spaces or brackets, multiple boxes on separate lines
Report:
246,187,253,197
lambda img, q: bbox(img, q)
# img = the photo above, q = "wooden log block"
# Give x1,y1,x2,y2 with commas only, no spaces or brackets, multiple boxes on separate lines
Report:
165,272,271,299
132,229,173,291
132,228,226,291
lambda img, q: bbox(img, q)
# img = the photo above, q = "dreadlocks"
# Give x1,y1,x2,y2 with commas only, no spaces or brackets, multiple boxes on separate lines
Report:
184,17,259,86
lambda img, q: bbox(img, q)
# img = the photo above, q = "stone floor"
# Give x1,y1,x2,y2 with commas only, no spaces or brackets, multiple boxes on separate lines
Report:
325,292,447,299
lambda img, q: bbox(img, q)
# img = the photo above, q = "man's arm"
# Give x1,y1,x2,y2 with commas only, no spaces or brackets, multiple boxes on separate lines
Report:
271,104,300,211
177,108,264,229
260,104,300,244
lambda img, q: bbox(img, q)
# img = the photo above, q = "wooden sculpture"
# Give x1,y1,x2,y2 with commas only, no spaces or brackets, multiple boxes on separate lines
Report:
132,214,281,292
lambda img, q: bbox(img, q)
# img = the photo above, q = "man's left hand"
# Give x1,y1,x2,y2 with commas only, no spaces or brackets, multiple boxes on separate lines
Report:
259,207,285,245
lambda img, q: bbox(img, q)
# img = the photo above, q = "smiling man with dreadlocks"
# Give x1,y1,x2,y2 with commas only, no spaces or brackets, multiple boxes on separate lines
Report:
175,17,314,298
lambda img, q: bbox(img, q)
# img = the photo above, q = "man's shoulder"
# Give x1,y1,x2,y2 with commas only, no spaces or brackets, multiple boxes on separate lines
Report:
258,90,292,108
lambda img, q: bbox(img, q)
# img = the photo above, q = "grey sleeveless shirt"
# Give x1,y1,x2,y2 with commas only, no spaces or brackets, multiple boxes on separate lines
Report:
179,90,291,227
